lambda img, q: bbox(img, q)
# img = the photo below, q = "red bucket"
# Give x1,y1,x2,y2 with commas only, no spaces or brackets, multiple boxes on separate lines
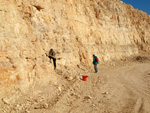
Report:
82,76,88,81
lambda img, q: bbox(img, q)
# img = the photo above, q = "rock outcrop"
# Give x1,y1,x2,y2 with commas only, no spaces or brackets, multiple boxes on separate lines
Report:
0,0,150,96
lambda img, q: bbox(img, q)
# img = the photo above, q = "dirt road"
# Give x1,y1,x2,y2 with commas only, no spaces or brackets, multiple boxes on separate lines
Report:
1,55,150,113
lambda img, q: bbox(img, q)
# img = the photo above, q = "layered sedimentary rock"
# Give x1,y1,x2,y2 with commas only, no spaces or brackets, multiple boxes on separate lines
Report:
0,0,150,95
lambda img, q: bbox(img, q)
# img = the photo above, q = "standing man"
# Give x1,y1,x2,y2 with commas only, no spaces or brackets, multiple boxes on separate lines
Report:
49,49,56,70
93,54,98,73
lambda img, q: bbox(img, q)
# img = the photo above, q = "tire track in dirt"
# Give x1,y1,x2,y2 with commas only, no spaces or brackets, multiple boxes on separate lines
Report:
115,63,150,113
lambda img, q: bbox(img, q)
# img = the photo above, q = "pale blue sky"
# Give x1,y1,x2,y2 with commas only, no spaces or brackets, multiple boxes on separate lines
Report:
121,0,150,15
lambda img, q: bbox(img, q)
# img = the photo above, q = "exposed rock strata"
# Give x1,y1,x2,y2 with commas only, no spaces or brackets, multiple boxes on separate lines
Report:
0,0,150,96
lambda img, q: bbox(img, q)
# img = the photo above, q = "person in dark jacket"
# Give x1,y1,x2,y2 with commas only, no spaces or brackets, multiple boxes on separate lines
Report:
93,54,98,73
49,49,56,70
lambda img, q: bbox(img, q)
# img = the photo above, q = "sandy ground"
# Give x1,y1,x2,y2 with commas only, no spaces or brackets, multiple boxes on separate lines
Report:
1,53,150,113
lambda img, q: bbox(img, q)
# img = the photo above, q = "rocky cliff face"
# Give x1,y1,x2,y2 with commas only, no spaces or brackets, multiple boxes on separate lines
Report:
0,0,150,95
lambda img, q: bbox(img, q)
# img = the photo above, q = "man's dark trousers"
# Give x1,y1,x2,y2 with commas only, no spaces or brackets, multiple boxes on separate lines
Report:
49,56,56,69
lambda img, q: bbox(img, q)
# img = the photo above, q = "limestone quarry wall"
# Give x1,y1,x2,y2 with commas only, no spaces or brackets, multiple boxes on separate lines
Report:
0,0,150,95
